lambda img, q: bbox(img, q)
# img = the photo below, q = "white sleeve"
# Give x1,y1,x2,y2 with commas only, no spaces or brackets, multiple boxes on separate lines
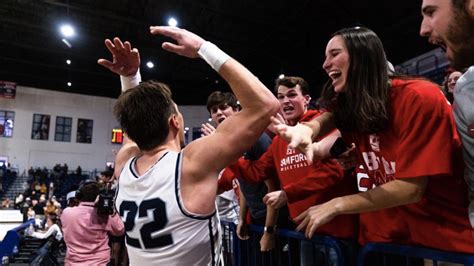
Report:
120,70,142,92
32,225,56,239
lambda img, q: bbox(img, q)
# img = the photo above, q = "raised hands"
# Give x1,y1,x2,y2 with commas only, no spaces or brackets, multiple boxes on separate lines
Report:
149,26,205,58
200,123,216,137
97,38,140,76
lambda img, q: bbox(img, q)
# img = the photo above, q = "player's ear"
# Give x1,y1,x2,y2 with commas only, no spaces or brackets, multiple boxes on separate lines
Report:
169,114,180,130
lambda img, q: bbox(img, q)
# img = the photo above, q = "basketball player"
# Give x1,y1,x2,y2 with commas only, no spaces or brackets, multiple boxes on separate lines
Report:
98,26,279,265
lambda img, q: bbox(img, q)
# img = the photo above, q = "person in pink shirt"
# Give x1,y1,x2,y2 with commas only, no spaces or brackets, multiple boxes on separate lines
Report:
61,181,124,266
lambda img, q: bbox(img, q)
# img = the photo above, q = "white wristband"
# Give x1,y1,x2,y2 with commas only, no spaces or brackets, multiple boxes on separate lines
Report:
120,70,142,92
198,41,231,71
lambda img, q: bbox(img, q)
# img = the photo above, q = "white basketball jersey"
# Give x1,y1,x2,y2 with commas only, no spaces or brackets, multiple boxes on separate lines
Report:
115,151,222,266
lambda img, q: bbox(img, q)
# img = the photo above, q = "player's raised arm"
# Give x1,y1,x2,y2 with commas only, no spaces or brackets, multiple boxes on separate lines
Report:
150,26,280,173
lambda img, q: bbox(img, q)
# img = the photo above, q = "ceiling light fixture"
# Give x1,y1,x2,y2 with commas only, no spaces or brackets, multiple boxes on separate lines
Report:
168,17,178,27
60,24,75,38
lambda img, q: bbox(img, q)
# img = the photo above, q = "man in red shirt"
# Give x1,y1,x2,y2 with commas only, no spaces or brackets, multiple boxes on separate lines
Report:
232,76,357,265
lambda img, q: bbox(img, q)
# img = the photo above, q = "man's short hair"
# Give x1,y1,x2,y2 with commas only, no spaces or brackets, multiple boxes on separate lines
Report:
114,81,177,151
100,170,113,178
76,180,100,202
206,91,240,113
274,76,310,95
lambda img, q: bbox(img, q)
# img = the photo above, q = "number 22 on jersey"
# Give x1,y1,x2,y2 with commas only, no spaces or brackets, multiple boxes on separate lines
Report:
119,198,173,249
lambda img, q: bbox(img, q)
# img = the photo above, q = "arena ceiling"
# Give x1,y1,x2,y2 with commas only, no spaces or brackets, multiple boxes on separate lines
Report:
0,0,435,105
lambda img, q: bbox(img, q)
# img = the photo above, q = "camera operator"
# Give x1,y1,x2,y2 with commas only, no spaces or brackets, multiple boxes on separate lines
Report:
99,171,129,266
61,180,124,266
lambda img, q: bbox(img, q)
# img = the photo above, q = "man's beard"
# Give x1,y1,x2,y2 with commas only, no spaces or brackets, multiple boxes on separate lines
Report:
447,8,474,70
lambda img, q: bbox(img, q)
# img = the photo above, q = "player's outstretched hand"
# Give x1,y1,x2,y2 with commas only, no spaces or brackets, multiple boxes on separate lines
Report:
98,38,140,76
271,114,315,163
150,26,205,58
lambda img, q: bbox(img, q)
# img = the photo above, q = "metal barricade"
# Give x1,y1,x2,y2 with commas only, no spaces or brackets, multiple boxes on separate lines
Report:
357,242,474,266
220,221,348,266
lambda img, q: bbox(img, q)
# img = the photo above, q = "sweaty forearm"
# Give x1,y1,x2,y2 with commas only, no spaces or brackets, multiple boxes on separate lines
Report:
333,177,428,215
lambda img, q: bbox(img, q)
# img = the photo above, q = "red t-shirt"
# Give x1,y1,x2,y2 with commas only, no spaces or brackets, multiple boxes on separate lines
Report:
345,78,473,253
217,167,240,199
236,110,358,239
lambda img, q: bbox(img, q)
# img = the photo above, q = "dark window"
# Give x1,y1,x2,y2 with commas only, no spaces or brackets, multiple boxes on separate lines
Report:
76,118,93,143
55,116,72,142
31,114,50,140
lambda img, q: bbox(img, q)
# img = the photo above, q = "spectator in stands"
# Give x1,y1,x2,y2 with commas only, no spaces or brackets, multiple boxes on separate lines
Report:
27,206,35,220
30,190,38,200
29,215,63,266
32,197,46,228
1,197,12,208
61,180,124,265
21,197,32,222
441,68,455,100
420,0,474,229
44,199,58,215
53,164,61,174
447,71,463,98
203,93,241,222
233,76,357,265
443,70,463,103
30,214,62,241
65,190,77,207
271,27,474,259
98,170,113,186
62,163,68,175
34,182,41,192
75,165,82,176
14,193,24,209
22,180,29,192
28,166,34,176
40,183,47,194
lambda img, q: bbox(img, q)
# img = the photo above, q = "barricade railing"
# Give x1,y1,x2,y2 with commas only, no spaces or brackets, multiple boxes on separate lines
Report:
221,221,474,266
357,242,474,266
220,220,347,266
